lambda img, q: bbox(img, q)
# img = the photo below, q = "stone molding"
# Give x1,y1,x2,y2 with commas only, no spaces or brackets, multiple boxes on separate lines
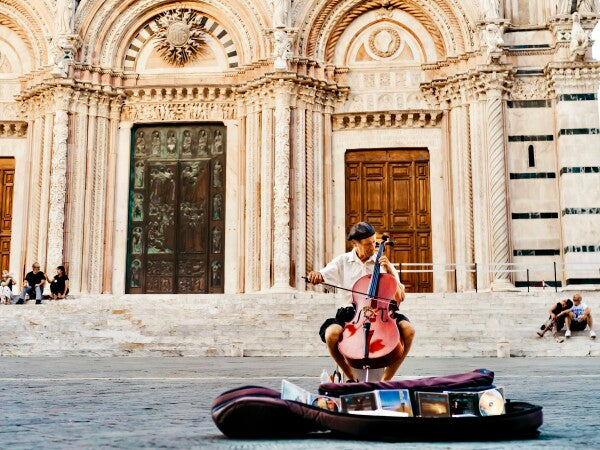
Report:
546,61,600,94
0,121,27,137
332,110,443,130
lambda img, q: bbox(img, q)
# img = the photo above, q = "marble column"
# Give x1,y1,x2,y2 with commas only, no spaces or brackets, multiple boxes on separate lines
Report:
25,116,44,268
260,106,273,290
37,113,54,269
486,89,513,290
112,121,133,295
292,106,306,289
46,95,70,273
312,110,324,272
244,108,260,292
304,108,315,274
272,83,292,290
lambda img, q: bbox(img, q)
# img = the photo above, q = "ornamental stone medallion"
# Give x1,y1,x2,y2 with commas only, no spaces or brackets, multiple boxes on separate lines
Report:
368,27,401,59
155,8,206,66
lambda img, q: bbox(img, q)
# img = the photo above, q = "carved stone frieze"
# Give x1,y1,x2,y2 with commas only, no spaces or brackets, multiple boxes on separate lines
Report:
546,61,600,94
121,102,238,122
509,77,549,100
332,110,443,130
0,121,28,137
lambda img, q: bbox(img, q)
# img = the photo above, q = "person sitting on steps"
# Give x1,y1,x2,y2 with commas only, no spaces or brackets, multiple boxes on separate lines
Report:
565,293,595,339
537,298,573,342
47,265,69,300
1,270,16,304
17,263,46,305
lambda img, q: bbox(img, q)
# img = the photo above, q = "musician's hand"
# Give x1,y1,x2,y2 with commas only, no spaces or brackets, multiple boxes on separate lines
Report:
307,271,324,285
378,256,394,273
396,283,406,303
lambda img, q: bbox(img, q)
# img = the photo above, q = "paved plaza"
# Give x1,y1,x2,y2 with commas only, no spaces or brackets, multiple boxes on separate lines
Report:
1,357,599,449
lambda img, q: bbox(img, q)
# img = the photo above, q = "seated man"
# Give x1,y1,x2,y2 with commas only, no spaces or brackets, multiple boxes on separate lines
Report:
565,293,595,339
307,222,415,382
17,263,46,305
537,298,573,341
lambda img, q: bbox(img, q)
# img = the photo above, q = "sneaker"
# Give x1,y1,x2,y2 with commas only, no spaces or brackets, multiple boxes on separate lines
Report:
35,300,42,305
591,331,596,339
565,329,571,338
16,299,24,305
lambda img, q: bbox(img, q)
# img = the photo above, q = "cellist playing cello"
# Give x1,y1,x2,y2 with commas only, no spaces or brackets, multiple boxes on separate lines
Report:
307,222,415,382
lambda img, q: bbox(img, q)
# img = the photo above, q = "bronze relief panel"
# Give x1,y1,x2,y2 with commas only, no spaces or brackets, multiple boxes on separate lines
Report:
127,124,226,294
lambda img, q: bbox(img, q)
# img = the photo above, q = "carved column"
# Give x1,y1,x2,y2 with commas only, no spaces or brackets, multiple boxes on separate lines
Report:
312,110,325,272
292,104,306,289
244,105,260,292
272,82,292,290
38,112,54,268
46,90,71,273
66,92,89,292
26,114,44,267
485,83,513,290
305,107,315,274
260,104,273,290
112,120,134,295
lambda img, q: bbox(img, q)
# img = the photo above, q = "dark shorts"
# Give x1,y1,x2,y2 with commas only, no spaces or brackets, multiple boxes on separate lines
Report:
570,318,588,331
318,305,410,343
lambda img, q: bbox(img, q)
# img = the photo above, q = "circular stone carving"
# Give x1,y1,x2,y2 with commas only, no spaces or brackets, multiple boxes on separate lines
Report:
167,22,191,47
368,28,401,58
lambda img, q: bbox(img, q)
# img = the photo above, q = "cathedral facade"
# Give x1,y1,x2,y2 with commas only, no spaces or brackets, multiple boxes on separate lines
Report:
0,0,599,295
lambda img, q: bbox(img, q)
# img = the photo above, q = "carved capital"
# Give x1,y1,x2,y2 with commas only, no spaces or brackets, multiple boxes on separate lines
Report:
0,122,28,137
546,61,600,94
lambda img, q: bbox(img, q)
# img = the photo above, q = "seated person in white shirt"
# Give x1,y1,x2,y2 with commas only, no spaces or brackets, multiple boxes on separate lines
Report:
307,222,414,382
565,293,595,339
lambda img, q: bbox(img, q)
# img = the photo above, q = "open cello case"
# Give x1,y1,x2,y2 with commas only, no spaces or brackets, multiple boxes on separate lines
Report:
211,368,543,442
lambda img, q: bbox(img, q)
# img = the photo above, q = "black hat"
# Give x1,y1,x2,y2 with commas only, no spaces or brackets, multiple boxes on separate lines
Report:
347,222,376,241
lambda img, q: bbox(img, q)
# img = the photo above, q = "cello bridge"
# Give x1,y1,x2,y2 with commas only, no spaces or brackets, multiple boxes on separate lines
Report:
362,306,376,320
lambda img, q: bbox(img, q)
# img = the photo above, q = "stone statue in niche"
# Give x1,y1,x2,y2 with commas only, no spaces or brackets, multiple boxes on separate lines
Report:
212,194,222,220
131,227,143,254
151,131,161,156
56,0,74,35
212,130,224,155
130,259,141,287
134,161,144,188
273,29,292,71
270,0,290,28
212,160,222,188
570,12,589,61
198,129,209,156
150,166,175,203
166,130,177,155
132,193,144,221
135,131,146,156
481,0,500,20
211,261,222,287
212,226,222,254
182,130,192,155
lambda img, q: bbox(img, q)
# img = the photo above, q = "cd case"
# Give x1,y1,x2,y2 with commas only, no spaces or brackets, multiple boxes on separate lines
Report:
447,387,506,417
281,380,341,413
341,389,413,417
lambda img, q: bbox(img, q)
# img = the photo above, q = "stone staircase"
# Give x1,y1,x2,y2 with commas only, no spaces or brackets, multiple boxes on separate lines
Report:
0,291,598,357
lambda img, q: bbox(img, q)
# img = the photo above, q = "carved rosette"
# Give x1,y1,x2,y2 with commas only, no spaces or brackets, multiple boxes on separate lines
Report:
272,84,292,289
47,108,69,271
154,8,206,66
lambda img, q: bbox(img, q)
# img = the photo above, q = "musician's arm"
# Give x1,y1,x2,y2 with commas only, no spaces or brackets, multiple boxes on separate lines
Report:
308,255,343,286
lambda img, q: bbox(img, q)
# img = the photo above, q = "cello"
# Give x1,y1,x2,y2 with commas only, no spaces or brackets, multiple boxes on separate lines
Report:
337,234,404,372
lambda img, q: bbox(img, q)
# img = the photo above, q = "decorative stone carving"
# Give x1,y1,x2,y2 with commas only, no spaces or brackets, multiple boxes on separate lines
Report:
154,8,206,66
482,0,501,20
121,102,237,122
270,0,290,28
47,106,70,272
576,0,600,13
510,77,549,100
569,12,589,61
55,0,74,34
273,29,292,72
272,84,292,289
333,111,443,130
0,122,27,137
482,23,504,63
368,28,401,58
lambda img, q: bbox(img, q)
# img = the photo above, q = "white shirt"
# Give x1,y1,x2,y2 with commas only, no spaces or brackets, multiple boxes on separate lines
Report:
319,249,402,302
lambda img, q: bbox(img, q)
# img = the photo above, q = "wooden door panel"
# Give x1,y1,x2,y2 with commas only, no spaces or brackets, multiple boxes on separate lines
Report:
0,159,14,271
345,150,431,292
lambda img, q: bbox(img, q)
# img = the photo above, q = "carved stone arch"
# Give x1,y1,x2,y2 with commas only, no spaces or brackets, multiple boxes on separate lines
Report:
81,0,261,67
296,0,472,62
0,2,49,66
122,10,240,71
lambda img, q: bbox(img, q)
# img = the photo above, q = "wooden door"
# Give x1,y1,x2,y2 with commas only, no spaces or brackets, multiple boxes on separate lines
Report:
0,158,15,272
345,149,432,292
126,124,226,294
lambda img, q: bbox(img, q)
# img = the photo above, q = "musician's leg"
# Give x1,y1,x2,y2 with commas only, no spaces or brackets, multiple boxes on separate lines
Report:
382,320,415,381
324,324,357,382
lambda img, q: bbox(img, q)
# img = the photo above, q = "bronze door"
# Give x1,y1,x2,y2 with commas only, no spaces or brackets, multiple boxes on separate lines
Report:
127,124,225,294
345,149,432,292
0,158,14,272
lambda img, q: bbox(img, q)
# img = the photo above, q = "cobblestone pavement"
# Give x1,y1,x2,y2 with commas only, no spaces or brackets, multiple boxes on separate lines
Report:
1,357,599,449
